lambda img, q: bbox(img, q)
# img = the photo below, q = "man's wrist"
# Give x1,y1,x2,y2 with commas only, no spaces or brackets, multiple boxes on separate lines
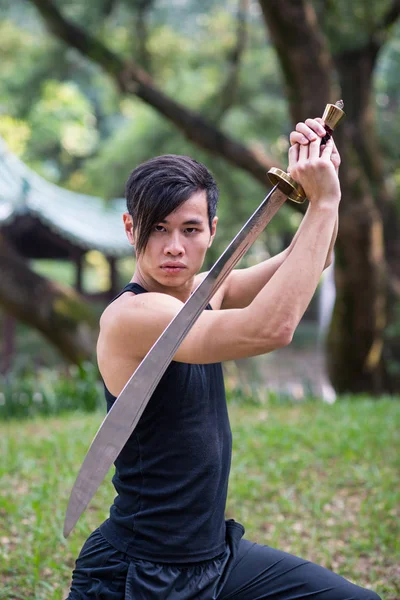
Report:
308,196,340,213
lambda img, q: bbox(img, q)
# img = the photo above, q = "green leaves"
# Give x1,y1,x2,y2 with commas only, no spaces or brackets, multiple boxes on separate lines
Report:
29,80,99,159
0,362,103,420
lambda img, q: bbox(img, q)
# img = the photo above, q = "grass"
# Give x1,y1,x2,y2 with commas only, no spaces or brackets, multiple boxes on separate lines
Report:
0,398,399,599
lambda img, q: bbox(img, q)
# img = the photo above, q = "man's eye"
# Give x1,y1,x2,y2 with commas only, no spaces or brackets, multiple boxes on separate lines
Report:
154,225,165,232
185,228,198,234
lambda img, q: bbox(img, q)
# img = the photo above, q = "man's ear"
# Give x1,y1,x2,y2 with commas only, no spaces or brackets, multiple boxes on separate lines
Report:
208,216,218,248
123,212,136,247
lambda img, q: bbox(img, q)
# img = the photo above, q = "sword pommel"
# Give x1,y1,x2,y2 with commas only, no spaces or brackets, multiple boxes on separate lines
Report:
322,100,345,132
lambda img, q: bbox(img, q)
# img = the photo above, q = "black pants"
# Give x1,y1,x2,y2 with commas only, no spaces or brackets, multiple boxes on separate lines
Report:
67,524,381,600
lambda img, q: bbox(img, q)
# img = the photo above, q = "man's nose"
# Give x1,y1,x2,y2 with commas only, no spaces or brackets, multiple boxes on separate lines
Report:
164,232,184,255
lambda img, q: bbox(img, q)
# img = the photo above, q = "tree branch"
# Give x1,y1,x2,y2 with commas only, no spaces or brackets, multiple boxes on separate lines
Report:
380,0,400,32
361,0,400,60
102,0,118,18
258,0,334,124
211,0,249,124
28,0,280,187
135,0,154,73
332,1,400,179
358,0,400,56
0,235,96,364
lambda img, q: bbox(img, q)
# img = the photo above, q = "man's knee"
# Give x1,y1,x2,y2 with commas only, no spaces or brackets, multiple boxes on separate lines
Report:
348,585,382,600
364,591,382,600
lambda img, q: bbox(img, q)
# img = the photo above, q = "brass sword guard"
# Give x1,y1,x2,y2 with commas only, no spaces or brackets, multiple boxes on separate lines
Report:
268,100,345,203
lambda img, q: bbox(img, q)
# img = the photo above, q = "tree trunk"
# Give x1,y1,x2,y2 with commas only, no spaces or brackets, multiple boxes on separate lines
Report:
259,0,400,394
328,153,388,393
0,235,97,364
259,0,334,121
328,41,400,393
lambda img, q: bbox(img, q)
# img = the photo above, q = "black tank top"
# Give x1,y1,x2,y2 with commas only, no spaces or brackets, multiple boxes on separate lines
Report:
100,283,233,563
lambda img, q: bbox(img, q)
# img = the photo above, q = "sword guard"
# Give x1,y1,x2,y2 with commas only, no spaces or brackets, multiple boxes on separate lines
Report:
267,100,345,204
267,167,306,204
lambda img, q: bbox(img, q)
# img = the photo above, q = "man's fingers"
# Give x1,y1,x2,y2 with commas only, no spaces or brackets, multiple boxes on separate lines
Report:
308,137,320,161
288,143,300,172
305,118,326,137
293,122,317,143
290,118,327,147
321,138,334,158
298,142,309,162
331,139,340,158
290,131,309,146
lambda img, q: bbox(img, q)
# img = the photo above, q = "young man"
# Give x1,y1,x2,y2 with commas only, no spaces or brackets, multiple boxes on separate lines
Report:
67,119,381,599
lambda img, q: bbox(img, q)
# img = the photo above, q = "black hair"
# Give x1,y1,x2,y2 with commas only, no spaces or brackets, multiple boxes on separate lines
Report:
125,154,219,255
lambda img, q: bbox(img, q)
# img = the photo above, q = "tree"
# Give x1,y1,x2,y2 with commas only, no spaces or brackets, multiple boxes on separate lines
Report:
2,0,400,392
259,0,400,393
0,235,97,364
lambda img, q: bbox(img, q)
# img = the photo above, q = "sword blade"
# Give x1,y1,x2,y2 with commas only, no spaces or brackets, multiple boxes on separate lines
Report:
63,184,287,538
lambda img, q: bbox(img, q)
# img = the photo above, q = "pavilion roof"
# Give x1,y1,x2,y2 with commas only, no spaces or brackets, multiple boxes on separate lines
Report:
0,138,131,258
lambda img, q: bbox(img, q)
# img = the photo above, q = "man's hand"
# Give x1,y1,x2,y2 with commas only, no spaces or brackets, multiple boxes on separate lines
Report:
287,117,341,269
290,117,341,174
287,117,341,207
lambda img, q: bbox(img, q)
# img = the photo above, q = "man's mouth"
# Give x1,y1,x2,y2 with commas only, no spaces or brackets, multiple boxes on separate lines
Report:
161,263,186,273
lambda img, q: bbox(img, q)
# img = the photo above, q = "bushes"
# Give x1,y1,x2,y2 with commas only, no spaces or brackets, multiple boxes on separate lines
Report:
0,362,104,420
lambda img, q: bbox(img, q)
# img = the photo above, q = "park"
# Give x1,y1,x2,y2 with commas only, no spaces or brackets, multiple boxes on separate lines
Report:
0,1,399,599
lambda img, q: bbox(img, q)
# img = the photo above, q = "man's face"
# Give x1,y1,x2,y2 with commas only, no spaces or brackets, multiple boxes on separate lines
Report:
124,190,217,291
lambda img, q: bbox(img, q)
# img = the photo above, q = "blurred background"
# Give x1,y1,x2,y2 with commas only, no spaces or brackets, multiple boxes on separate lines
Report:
0,0,399,409
1,3,400,599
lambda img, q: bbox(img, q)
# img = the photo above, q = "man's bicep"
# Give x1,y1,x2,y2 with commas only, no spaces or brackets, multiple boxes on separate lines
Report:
109,296,271,365
176,307,275,363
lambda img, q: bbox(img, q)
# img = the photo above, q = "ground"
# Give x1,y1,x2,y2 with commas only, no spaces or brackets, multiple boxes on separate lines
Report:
1,398,399,599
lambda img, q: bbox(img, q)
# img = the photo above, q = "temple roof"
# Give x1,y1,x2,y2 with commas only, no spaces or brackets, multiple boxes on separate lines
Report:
0,138,131,258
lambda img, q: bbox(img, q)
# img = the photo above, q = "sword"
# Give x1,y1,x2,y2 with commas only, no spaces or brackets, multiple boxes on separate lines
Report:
63,184,287,538
63,102,345,538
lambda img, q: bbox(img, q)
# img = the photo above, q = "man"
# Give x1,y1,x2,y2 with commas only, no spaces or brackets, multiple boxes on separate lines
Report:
67,119,381,599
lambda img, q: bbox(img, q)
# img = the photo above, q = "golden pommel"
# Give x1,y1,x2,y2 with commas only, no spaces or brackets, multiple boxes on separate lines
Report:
322,101,345,131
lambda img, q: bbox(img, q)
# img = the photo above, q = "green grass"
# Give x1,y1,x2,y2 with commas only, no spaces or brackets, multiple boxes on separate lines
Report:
0,398,399,599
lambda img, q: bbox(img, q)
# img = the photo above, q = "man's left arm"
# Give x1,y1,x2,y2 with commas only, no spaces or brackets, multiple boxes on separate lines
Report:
220,248,290,309
220,209,337,310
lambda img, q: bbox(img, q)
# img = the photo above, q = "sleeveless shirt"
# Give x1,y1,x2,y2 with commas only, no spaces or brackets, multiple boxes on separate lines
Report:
100,283,232,563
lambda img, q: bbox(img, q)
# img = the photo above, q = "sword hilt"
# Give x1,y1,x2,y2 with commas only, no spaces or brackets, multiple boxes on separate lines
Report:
267,100,345,204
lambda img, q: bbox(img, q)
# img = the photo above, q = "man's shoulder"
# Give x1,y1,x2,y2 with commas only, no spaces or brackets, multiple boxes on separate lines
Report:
100,290,183,334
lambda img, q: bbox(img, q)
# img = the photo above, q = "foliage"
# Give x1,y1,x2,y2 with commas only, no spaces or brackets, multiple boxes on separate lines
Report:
311,2,400,194
1,0,397,230
313,0,395,52
383,301,400,379
0,0,400,389
0,398,398,598
0,0,293,253
0,115,30,155
0,4,397,245
28,80,99,159
0,363,103,420
375,21,400,177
